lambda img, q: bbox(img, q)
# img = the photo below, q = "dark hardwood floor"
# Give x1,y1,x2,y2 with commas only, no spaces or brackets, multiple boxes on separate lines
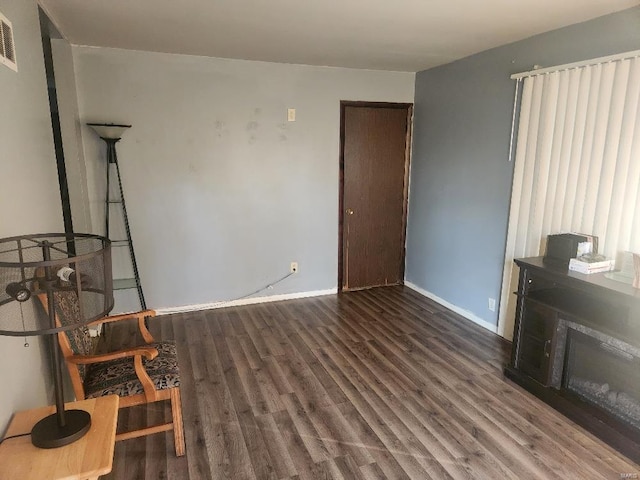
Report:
102,286,639,479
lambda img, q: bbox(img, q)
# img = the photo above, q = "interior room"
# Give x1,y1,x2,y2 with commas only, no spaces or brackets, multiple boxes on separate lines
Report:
1,0,640,478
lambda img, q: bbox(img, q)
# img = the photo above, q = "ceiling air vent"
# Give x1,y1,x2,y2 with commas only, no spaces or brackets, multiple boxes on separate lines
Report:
0,11,17,72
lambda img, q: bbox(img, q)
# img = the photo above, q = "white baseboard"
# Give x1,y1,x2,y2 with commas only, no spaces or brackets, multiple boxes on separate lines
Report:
404,282,498,334
155,288,338,315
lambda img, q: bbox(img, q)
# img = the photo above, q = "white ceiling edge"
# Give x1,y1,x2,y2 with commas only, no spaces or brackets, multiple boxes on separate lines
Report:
38,1,640,73
68,43,424,78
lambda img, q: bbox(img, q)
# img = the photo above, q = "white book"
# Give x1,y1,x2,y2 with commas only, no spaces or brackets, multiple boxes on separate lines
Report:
569,257,613,274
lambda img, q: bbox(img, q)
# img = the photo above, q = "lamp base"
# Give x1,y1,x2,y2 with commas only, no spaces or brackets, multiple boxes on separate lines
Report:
31,409,91,449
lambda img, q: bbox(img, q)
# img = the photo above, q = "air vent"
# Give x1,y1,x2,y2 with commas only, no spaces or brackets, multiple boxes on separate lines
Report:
0,11,17,72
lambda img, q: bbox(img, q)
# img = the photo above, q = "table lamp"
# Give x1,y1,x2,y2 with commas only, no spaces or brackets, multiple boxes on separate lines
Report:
0,233,113,448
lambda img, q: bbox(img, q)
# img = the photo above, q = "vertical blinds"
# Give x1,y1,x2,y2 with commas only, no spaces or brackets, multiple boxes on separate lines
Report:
498,54,640,338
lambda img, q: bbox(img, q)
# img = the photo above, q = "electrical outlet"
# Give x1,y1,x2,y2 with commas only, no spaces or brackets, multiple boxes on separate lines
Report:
290,262,298,273
488,297,496,312
288,108,296,122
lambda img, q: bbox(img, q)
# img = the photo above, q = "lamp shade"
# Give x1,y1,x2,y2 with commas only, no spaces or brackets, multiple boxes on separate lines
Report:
0,233,114,336
87,123,131,140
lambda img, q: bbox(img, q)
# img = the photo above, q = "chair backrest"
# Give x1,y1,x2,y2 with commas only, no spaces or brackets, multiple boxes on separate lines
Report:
36,289,94,392
53,291,94,358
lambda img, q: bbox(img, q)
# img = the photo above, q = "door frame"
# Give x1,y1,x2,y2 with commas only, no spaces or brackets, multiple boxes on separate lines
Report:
39,8,74,240
338,101,413,292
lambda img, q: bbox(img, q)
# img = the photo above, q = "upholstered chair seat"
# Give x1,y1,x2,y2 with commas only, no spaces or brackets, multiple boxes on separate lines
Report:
83,341,180,399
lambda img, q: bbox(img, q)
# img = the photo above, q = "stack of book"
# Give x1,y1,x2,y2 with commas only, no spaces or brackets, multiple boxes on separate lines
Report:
568,254,614,274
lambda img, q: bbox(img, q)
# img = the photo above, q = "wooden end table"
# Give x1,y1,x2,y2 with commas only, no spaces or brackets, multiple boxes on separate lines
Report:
0,395,119,480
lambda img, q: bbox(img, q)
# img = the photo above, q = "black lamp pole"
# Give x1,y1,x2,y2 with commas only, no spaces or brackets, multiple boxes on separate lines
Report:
30,241,91,449
43,241,67,428
104,138,119,237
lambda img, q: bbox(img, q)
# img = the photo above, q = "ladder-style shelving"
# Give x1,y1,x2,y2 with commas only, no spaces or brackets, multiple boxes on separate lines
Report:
88,123,146,311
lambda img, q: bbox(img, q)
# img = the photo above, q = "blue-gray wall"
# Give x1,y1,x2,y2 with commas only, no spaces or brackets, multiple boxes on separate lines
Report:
406,6,640,330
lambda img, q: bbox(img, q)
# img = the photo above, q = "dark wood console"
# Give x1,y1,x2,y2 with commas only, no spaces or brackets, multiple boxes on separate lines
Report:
505,257,640,463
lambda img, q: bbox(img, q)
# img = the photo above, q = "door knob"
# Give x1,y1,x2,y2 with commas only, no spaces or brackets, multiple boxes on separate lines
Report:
345,208,354,215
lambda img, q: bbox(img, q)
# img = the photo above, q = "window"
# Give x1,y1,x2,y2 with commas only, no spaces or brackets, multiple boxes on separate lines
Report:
498,51,640,338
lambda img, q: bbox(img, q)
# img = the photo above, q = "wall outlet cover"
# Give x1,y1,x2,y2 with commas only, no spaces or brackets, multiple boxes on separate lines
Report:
488,297,496,312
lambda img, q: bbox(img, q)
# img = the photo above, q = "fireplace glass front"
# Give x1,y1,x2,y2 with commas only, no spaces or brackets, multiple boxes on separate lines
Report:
563,326,640,430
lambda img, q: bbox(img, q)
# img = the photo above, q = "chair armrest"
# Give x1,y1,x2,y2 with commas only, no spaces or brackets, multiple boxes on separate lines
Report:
69,344,161,402
91,309,156,325
88,309,156,344
67,346,159,365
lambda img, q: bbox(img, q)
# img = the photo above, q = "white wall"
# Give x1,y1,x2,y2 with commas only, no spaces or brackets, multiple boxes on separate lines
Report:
73,47,415,311
0,0,64,430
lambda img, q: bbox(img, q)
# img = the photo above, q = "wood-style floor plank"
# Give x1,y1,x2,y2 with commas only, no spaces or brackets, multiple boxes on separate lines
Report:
102,286,639,479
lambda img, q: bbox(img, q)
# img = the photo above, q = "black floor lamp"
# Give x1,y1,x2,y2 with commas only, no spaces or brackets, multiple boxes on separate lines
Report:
86,122,147,311
0,233,113,448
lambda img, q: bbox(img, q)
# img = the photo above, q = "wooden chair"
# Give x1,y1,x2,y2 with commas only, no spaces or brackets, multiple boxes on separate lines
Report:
38,291,185,456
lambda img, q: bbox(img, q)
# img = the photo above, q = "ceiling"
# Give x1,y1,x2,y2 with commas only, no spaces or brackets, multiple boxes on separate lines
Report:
40,0,639,72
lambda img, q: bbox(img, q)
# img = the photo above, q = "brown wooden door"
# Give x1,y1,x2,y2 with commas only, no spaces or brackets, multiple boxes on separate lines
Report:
340,103,411,291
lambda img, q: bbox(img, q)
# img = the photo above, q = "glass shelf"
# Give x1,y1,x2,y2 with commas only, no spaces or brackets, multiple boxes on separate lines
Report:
110,240,130,247
113,278,137,290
